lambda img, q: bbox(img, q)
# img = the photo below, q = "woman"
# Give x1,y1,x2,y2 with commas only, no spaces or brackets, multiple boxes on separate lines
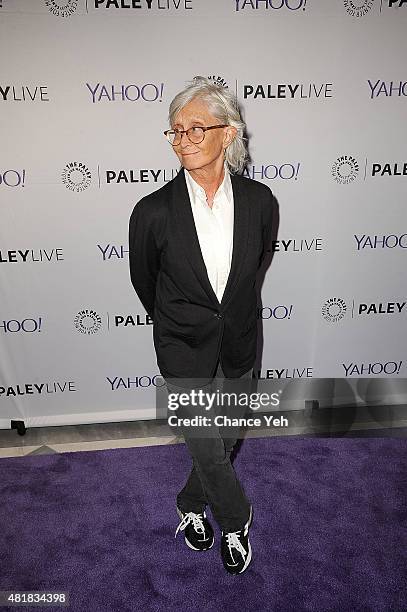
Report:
129,76,274,575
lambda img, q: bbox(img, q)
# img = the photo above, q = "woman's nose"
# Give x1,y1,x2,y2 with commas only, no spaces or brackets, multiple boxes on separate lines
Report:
180,131,192,147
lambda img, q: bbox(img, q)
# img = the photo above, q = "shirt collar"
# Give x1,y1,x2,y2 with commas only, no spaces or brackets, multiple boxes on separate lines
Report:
184,163,232,206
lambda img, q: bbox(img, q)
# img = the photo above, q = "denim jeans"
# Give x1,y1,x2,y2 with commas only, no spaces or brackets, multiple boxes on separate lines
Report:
169,360,253,533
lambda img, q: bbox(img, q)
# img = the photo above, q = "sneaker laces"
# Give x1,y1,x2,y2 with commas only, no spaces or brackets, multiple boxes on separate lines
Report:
225,531,246,563
175,512,205,539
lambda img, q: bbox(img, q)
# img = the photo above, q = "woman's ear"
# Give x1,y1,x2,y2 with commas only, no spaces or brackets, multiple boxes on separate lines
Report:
224,125,237,148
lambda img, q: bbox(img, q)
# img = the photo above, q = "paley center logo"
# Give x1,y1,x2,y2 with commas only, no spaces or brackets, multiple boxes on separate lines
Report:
74,306,153,332
345,0,407,18
93,0,193,11
0,248,64,264
0,380,76,398
321,296,405,321
242,81,333,100
0,84,49,102
272,237,323,253
322,297,347,322
254,367,313,378
74,309,102,334
44,0,78,17
104,168,179,184
387,0,407,7
331,155,359,184
357,299,407,317
333,155,406,183
370,161,407,177
114,313,153,327
235,0,308,12
207,76,229,89
343,0,374,18
62,162,92,192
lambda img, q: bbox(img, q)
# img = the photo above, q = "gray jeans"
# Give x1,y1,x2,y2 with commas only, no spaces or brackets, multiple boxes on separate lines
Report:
169,360,253,532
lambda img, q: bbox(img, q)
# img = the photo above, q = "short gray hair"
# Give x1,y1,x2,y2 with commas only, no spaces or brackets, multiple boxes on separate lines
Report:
168,76,248,174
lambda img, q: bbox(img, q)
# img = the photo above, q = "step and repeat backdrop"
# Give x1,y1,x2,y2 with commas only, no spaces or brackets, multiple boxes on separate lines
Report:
1,0,406,428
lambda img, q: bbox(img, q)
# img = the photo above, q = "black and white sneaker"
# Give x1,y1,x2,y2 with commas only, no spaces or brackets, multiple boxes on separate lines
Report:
175,507,214,551
221,505,253,574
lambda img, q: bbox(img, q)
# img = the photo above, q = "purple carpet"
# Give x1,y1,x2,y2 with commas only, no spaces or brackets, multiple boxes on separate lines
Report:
0,436,406,612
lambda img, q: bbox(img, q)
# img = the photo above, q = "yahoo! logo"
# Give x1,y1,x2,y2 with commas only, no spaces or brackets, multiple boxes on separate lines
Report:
354,234,407,250
107,375,165,389
368,79,407,99
257,305,293,319
243,163,301,181
0,169,26,187
98,243,129,260
86,82,164,103
235,0,308,11
0,318,43,333
343,361,403,376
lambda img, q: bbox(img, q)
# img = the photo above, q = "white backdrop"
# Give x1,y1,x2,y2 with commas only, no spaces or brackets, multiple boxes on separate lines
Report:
1,0,406,428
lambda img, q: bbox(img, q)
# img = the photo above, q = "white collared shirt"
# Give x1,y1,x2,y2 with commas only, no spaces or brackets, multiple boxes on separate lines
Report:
184,164,234,303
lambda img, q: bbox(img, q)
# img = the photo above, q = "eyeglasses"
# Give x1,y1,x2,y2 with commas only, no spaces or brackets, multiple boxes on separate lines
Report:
163,124,228,146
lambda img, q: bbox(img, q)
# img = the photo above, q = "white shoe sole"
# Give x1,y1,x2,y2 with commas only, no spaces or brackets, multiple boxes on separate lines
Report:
224,505,253,574
238,539,252,573
225,539,252,574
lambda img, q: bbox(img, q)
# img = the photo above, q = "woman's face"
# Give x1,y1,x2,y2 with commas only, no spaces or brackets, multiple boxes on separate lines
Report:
171,97,236,174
